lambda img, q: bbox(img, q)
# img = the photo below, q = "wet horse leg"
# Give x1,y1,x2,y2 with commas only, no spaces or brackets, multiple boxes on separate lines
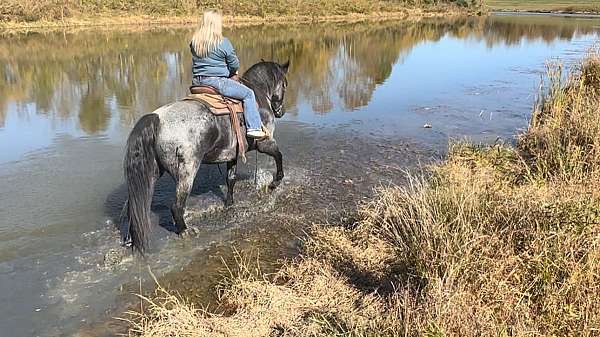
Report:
224,159,237,207
171,160,198,234
256,140,284,190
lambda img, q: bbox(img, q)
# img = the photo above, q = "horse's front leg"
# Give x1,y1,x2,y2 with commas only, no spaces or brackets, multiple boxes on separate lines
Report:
256,140,284,190
225,159,237,207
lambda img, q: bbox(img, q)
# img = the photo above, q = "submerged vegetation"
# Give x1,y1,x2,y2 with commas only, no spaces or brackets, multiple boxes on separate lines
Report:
0,0,485,25
127,53,600,336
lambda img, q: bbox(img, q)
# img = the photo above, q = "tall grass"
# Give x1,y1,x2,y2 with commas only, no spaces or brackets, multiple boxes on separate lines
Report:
520,54,600,180
0,0,485,23
125,53,600,337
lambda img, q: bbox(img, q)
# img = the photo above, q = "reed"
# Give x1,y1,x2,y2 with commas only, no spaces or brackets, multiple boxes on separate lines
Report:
519,52,600,180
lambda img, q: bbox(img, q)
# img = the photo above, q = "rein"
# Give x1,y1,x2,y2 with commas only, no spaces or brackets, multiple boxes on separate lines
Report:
240,73,287,115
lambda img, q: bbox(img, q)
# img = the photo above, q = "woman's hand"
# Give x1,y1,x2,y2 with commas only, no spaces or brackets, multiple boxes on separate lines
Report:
229,72,240,82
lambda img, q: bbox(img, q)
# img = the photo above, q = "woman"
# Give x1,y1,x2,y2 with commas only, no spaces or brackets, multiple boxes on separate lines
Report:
190,10,266,139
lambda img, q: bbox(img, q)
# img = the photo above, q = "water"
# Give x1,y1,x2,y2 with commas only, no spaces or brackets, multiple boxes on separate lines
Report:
1,14,599,337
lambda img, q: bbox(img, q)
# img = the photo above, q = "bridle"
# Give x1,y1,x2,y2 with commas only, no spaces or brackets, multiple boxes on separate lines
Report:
241,71,287,117
259,75,286,117
271,76,287,116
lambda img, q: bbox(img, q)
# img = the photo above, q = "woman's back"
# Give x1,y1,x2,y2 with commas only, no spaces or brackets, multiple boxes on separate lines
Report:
189,9,266,138
191,37,240,78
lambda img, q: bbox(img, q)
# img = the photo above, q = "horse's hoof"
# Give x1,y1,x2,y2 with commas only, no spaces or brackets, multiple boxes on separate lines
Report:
121,235,133,247
181,226,200,238
269,180,281,190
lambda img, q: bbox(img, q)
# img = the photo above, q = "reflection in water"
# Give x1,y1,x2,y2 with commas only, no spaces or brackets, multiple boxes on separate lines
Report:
79,84,109,134
1,15,599,138
1,14,600,337
481,15,600,46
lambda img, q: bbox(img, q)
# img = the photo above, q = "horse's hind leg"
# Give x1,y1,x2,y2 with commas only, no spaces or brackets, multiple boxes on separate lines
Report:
171,160,198,234
224,160,237,207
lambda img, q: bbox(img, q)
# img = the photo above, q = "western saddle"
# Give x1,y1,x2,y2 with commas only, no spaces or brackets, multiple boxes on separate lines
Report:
183,85,248,162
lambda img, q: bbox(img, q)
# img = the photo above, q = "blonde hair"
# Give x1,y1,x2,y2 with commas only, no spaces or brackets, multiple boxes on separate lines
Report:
191,10,224,58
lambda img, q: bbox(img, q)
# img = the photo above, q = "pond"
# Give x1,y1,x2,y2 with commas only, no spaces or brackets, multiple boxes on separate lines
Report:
0,14,599,337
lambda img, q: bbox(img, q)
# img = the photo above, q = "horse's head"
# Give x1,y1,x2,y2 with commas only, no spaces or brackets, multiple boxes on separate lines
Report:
242,60,290,118
270,61,289,118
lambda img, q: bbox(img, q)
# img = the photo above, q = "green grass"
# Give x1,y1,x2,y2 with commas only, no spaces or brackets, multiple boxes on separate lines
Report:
487,0,600,13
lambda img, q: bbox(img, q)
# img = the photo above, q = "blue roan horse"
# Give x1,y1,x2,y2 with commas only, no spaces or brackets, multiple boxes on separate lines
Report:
122,61,289,253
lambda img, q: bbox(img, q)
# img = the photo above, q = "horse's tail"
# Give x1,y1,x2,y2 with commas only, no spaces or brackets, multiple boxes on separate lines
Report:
124,113,160,253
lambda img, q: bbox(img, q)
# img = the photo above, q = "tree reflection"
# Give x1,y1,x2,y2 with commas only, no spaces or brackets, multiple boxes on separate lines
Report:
0,15,598,133
79,82,109,134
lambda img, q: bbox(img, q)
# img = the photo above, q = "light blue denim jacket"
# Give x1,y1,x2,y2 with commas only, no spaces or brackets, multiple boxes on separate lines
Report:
190,37,240,78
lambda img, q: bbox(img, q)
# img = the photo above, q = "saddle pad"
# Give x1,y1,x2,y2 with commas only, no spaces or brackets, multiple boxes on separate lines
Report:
183,93,243,116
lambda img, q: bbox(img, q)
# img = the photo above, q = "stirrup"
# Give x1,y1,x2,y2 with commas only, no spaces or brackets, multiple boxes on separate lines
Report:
247,129,267,139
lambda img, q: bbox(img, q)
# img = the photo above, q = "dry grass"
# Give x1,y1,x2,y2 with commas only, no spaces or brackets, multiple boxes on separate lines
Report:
487,0,600,14
520,52,600,180
125,54,600,336
0,0,485,24
0,11,461,33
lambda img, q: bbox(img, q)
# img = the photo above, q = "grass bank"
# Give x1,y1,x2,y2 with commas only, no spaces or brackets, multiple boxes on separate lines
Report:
125,54,600,336
487,0,600,14
0,0,485,30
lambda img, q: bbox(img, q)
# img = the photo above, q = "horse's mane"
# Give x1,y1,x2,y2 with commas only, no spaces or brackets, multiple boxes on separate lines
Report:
241,61,286,94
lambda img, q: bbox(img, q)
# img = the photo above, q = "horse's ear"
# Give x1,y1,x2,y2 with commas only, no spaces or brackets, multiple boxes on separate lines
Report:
281,60,290,73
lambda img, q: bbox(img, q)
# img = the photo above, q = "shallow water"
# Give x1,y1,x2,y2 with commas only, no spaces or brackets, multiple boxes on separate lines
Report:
1,14,599,337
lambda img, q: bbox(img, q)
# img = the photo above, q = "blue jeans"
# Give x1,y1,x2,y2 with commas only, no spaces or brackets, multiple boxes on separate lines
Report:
193,76,262,131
